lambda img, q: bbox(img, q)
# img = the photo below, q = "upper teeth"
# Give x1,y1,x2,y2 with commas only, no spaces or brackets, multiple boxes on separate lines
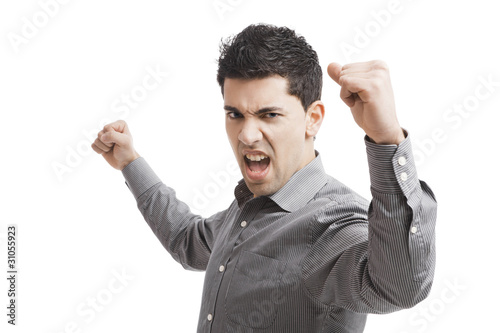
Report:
246,154,268,161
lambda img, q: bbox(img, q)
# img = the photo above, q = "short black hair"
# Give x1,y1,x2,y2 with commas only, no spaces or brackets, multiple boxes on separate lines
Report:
217,23,322,111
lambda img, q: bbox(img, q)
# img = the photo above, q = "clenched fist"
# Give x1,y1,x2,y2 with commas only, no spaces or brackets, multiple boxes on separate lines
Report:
91,120,140,170
327,60,405,145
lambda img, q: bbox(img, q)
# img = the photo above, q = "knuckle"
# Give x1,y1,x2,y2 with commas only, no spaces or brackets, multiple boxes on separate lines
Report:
373,71,385,81
373,60,388,71
104,120,120,131
371,78,383,91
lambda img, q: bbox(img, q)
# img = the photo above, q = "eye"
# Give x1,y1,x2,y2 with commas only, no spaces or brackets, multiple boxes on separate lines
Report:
226,111,242,119
264,112,280,118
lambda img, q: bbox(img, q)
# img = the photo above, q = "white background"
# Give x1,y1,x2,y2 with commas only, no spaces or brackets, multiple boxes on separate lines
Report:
1,0,499,332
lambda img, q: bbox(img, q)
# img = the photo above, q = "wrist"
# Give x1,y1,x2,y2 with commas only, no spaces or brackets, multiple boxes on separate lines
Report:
121,152,141,170
368,128,405,145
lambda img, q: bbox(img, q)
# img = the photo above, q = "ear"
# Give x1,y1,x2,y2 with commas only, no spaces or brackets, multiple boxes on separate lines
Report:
305,100,325,139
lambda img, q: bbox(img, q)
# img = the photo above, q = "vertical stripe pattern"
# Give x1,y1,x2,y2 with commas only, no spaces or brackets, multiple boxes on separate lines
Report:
121,132,437,332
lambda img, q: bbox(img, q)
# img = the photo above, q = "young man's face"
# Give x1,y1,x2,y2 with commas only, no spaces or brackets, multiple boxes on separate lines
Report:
224,75,318,197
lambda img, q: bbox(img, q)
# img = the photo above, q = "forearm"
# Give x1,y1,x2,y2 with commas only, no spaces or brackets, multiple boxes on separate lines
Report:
122,157,213,271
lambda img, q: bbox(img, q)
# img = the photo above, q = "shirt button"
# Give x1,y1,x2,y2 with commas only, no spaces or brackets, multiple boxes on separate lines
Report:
240,220,247,228
398,156,407,166
207,314,213,321
401,172,408,181
219,265,225,272
411,226,418,234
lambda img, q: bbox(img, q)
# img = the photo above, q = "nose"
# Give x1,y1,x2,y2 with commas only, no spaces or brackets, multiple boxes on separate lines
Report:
238,119,263,146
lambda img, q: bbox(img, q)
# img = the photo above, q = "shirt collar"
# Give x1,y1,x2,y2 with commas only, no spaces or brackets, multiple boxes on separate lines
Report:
234,150,328,212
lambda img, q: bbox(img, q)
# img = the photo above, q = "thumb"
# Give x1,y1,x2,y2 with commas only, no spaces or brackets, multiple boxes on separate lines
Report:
327,62,342,85
101,129,129,147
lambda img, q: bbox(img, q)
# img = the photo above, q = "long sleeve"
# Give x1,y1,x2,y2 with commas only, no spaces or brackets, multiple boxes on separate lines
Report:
121,157,227,271
302,131,437,315
362,131,437,310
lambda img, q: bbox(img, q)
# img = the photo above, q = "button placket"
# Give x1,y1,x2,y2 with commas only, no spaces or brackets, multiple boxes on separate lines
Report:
206,198,264,330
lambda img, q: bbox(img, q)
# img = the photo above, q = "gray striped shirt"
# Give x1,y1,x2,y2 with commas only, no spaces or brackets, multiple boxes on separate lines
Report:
122,133,437,332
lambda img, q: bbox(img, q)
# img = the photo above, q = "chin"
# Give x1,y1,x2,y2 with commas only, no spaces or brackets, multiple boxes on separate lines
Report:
246,181,277,197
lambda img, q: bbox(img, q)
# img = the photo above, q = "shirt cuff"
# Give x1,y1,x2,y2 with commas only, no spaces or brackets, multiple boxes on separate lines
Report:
121,157,161,200
365,129,418,194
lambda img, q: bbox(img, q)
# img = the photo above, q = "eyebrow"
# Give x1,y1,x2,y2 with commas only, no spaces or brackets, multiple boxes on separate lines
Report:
223,105,283,115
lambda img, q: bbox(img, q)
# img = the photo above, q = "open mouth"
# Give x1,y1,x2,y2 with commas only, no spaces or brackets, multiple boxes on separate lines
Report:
244,153,270,180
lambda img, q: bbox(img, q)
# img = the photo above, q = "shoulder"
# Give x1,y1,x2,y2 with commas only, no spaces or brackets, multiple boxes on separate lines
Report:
314,175,369,210
303,175,370,241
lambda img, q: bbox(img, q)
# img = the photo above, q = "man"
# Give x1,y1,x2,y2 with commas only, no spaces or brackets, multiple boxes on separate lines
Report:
92,24,436,332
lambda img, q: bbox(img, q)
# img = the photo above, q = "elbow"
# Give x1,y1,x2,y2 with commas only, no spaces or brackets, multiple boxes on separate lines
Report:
398,278,434,309
390,266,436,310
370,264,436,313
